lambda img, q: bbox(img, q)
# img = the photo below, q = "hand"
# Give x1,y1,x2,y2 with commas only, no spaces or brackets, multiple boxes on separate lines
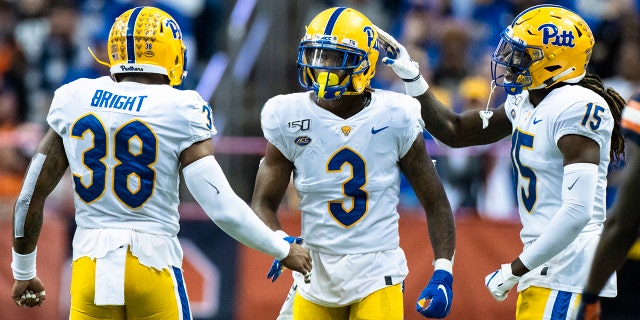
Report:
416,270,453,318
375,26,420,81
267,236,307,282
12,277,46,308
574,293,600,320
280,242,312,283
485,264,520,301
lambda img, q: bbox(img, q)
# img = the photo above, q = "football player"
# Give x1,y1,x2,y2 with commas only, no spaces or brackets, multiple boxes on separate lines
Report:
576,92,640,320
251,7,456,320
10,6,311,319
377,4,626,319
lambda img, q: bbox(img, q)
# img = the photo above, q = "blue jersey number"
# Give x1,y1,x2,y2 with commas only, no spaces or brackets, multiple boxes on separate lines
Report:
511,129,536,213
327,147,368,227
71,113,157,209
581,102,605,130
202,104,213,130
512,104,604,213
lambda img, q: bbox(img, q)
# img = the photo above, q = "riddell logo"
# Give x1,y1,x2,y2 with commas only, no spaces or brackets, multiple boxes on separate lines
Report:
120,65,144,72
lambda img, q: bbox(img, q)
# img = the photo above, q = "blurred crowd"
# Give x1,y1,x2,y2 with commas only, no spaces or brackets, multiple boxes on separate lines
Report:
0,0,224,222
1,0,639,222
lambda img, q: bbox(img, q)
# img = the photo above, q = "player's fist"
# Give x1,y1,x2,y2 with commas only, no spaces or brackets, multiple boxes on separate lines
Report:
485,264,520,301
416,270,453,318
12,277,46,308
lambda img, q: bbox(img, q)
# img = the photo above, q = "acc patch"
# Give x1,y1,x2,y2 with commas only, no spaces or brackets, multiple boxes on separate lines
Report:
295,136,311,146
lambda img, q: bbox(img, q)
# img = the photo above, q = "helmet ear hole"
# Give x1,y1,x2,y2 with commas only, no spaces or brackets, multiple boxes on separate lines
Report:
573,26,583,37
545,65,561,72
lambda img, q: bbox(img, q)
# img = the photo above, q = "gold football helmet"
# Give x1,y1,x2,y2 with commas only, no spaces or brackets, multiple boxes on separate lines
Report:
99,6,187,86
297,7,379,99
491,5,594,95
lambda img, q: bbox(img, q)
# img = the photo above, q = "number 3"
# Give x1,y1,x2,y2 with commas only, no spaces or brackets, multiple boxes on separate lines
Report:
327,147,368,227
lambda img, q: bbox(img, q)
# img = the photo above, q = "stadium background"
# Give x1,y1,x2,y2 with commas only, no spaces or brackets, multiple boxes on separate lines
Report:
0,0,638,319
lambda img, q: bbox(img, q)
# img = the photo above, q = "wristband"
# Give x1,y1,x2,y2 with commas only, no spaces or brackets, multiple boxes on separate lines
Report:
403,74,423,83
433,258,453,273
12,247,37,281
405,75,430,97
275,230,289,239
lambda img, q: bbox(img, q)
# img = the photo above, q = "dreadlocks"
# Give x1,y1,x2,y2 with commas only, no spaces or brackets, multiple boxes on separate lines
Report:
577,73,626,162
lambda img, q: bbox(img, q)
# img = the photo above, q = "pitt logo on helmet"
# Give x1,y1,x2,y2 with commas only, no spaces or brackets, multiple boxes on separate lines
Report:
165,19,183,40
539,24,575,47
363,26,375,48
89,6,188,87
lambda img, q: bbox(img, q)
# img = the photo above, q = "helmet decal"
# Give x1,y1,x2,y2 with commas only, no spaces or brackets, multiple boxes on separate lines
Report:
165,19,182,40
364,26,375,49
539,24,575,47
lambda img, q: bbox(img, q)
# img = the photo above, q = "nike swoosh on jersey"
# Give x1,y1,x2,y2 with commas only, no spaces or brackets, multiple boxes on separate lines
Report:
533,118,543,124
568,177,581,190
205,180,221,194
438,284,449,306
371,126,389,134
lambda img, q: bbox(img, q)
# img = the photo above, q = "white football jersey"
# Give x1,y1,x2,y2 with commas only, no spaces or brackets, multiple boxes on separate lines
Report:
504,85,612,243
48,76,215,237
261,90,423,255
505,85,617,296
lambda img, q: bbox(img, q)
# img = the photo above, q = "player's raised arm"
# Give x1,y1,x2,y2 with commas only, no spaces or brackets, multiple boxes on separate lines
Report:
375,26,512,147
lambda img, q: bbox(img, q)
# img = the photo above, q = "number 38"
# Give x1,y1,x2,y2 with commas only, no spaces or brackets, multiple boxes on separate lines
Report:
71,113,157,209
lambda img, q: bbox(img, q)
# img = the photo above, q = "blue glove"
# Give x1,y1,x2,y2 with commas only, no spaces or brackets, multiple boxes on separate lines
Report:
416,270,453,318
267,236,303,282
